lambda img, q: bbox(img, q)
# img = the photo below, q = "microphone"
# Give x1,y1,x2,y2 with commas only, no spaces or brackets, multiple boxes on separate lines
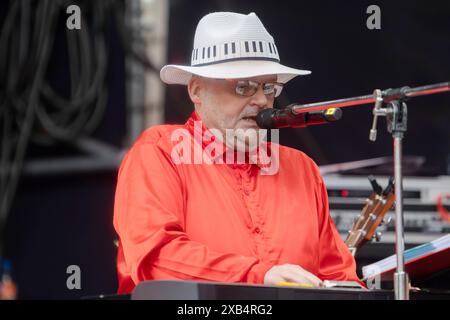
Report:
256,105,342,129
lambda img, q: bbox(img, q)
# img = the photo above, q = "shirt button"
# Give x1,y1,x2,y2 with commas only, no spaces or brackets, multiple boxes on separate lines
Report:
254,227,261,234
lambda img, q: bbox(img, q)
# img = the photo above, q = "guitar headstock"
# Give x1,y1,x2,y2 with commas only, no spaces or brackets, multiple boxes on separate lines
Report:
345,176,395,256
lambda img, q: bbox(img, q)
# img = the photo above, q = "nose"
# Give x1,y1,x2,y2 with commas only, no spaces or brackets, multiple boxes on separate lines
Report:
249,84,270,108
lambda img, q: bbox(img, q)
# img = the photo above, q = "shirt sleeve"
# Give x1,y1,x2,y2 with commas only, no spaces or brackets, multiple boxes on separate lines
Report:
315,174,360,282
113,141,273,288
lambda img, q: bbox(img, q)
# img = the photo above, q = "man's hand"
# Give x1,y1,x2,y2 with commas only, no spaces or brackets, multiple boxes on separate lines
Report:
263,264,323,287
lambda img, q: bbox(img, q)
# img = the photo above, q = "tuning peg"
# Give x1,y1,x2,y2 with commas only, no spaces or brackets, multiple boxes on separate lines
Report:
383,215,392,225
382,176,395,196
368,175,382,195
373,231,382,242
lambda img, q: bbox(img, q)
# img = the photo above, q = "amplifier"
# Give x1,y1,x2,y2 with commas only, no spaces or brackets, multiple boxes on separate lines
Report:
323,175,450,244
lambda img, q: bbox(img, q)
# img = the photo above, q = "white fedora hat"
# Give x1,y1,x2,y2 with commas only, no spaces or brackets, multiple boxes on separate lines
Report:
160,12,311,85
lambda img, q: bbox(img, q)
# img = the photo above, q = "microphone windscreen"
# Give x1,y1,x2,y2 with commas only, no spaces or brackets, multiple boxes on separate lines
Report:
256,108,277,129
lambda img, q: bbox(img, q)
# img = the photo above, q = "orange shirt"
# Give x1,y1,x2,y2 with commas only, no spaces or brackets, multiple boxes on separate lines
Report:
113,112,359,293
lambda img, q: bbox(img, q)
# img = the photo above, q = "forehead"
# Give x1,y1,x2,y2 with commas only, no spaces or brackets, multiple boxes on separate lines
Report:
240,74,278,82
198,74,279,88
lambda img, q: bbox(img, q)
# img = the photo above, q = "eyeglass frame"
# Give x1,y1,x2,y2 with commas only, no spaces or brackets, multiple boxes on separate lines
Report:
219,79,284,98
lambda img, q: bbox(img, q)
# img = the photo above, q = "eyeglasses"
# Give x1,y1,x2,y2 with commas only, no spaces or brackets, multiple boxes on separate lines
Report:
233,80,284,98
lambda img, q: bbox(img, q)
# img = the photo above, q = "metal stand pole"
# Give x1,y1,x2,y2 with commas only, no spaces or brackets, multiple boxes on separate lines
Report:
393,132,409,300
373,99,410,300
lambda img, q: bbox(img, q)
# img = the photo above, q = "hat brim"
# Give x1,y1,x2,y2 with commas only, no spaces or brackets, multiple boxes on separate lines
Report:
160,60,311,85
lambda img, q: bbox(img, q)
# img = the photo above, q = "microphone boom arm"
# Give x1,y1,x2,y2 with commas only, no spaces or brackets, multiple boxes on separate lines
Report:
287,82,450,115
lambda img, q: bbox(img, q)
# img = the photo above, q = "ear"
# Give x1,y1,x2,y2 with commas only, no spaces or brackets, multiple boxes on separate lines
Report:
187,76,202,105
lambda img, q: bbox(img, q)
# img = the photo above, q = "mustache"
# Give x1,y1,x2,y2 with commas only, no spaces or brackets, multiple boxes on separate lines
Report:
240,107,270,119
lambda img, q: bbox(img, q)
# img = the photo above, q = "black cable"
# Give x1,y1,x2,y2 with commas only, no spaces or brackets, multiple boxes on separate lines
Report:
0,0,111,266
0,0,162,274
33,0,109,144
0,0,56,263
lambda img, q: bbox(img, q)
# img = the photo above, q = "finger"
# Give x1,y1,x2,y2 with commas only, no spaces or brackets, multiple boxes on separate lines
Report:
282,270,315,286
289,265,322,282
264,274,285,285
288,267,322,287
303,273,323,287
293,268,322,285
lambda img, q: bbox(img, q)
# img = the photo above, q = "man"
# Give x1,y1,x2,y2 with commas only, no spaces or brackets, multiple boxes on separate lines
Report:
113,12,359,294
